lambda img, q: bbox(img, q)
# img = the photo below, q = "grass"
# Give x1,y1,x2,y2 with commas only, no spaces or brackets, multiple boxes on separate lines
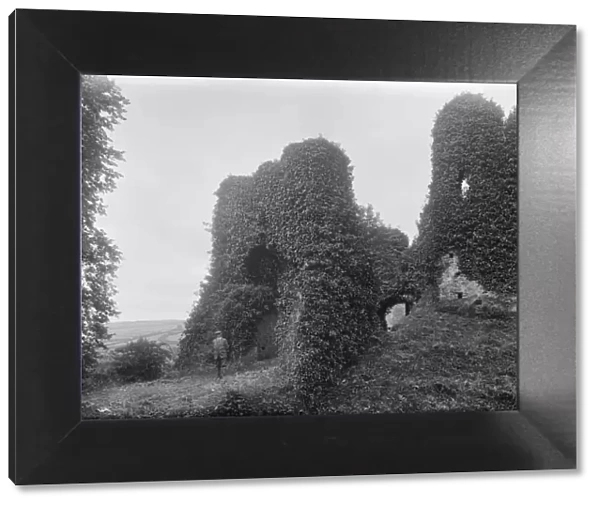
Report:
318,304,517,414
82,305,517,419
82,358,288,419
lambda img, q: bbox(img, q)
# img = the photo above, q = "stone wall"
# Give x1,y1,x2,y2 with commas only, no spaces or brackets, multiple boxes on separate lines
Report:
438,254,487,301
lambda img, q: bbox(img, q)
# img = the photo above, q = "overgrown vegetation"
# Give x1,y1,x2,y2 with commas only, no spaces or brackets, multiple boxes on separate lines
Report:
83,304,517,419
178,137,384,409
415,93,517,295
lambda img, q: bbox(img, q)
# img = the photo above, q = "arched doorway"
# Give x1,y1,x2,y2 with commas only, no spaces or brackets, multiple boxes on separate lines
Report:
377,294,413,330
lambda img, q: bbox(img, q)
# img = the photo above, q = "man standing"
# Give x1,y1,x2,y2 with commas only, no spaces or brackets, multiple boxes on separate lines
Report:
212,331,229,380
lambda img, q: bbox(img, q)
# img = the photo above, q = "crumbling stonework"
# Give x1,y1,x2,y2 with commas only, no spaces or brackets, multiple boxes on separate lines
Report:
439,254,487,301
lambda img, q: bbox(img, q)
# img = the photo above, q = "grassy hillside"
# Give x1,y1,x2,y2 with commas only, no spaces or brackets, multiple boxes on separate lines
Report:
318,304,517,414
83,304,516,419
106,319,185,350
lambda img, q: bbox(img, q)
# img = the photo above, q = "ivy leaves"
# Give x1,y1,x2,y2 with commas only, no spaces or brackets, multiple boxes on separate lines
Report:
418,93,517,295
180,138,381,406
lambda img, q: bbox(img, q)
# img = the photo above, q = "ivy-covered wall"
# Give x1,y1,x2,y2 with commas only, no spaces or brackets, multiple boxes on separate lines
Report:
417,93,518,296
178,137,385,406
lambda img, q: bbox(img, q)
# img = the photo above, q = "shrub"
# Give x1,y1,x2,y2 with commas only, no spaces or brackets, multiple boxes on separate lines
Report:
112,338,172,383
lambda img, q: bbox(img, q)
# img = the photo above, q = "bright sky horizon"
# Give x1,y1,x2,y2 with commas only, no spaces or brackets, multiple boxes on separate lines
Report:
96,76,515,322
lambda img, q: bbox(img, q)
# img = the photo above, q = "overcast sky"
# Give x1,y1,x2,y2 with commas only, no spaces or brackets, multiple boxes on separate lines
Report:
96,76,515,322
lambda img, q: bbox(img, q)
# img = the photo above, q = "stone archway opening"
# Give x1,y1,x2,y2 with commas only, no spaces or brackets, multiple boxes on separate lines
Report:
377,294,413,330
386,303,407,329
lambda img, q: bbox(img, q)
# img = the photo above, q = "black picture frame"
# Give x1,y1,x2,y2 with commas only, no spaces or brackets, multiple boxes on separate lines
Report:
8,9,577,485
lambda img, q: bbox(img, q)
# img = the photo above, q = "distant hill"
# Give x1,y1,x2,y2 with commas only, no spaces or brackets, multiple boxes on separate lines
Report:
106,319,185,351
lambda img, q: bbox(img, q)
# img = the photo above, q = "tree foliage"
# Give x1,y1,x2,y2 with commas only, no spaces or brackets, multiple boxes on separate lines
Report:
81,76,129,376
416,93,517,295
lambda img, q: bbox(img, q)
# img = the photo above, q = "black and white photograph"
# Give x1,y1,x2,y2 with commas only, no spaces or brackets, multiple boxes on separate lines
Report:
7,2,583,490
81,76,518,419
